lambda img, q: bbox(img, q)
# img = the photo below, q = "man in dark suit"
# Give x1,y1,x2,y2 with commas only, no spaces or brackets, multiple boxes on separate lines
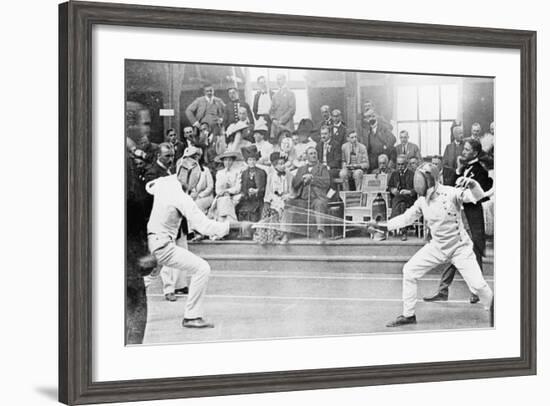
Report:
312,105,333,143
281,147,330,243
442,125,465,185
316,125,342,185
164,128,185,173
424,138,493,303
364,109,396,170
143,142,174,183
223,87,254,129
387,154,416,241
330,109,347,145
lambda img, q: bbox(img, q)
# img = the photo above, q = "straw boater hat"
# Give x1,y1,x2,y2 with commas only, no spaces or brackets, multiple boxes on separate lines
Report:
241,145,260,160
253,121,269,138
214,150,243,163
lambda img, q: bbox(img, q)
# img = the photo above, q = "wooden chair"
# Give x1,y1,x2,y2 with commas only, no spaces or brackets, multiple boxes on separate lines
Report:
342,191,371,238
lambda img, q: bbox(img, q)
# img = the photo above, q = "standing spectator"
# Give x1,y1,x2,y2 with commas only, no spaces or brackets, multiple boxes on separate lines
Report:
442,125,465,185
480,121,495,171
314,105,333,142
185,83,225,130
330,109,347,145
364,109,396,170
469,122,482,141
316,125,342,184
388,155,416,241
431,155,444,183
256,152,294,245
395,130,422,162
362,99,393,130
252,75,274,134
340,131,369,191
224,87,254,129
281,147,330,244
237,146,267,230
269,73,296,139
165,128,185,172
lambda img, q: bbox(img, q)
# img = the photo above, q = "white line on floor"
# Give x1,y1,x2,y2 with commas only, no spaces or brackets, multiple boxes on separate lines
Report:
147,293,475,304
207,273,494,282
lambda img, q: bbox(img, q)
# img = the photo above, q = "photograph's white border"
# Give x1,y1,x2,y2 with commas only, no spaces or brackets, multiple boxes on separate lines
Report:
93,25,520,382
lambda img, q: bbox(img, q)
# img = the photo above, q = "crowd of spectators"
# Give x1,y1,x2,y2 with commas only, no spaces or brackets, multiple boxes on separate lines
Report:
126,75,495,245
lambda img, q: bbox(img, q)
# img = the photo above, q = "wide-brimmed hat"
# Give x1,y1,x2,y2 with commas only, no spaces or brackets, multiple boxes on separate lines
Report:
269,151,285,163
214,150,243,163
241,145,260,160
226,121,250,137
182,145,202,158
293,118,316,137
254,120,269,134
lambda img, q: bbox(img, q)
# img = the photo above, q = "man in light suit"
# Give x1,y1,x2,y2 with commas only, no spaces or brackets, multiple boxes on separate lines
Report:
442,125,465,185
269,74,296,138
394,130,422,163
185,83,225,130
340,131,369,191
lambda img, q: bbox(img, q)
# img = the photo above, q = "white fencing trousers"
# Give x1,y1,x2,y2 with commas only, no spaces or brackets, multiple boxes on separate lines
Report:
151,240,211,319
160,237,189,295
401,242,493,317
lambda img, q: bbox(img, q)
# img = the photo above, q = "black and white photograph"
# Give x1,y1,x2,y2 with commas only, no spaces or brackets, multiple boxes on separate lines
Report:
125,60,496,345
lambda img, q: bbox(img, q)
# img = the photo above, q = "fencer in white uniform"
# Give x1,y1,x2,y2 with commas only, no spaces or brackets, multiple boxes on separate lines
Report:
146,157,251,328
370,162,494,327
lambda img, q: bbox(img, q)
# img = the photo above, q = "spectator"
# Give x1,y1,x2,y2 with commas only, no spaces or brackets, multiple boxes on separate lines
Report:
340,131,369,191
370,153,393,177
164,128,185,172
197,122,219,171
388,154,416,241
469,122,482,140
252,75,274,141
281,147,330,244
395,130,422,162
276,131,297,173
316,125,342,184
431,155,444,183
208,151,243,225
255,152,294,245
134,134,159,166
185,83,225,130
292,119,317,170
330,109,347,145
480,121,495,171
269,74,296,139
253,122,274,171
224,87,254,129
237,146,267,229
408,156,420,173
442,125,465,185
362,99,393,130
364,109,396,170
226,107,254,149
143,142,174,183
183,146,214,215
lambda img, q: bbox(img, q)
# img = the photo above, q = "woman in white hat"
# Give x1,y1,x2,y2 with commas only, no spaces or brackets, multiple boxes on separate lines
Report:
207,150,243,226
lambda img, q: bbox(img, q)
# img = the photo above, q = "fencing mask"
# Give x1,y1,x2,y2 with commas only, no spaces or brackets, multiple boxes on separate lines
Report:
413,163,439,196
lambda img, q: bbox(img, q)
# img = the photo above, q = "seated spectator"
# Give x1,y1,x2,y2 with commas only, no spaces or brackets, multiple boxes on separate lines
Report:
181,146,214,215
134,134,159,166
292,119,317,170
340,131,369,191
164,128,185,172
236,146,267,234
388,154,416,240
276,132,297,173
330,109,347,145
256,152,294,245
143,142,174,183
281,147,330,244
394,130,422,163
316,125,342,185
208,150,243,225
198,122,221,174
408,156,420,173
226,114,253,152
253,122,274,171
370,153,393,177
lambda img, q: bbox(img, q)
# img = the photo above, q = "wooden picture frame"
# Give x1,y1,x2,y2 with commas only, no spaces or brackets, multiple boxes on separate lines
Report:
59,1,537,404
